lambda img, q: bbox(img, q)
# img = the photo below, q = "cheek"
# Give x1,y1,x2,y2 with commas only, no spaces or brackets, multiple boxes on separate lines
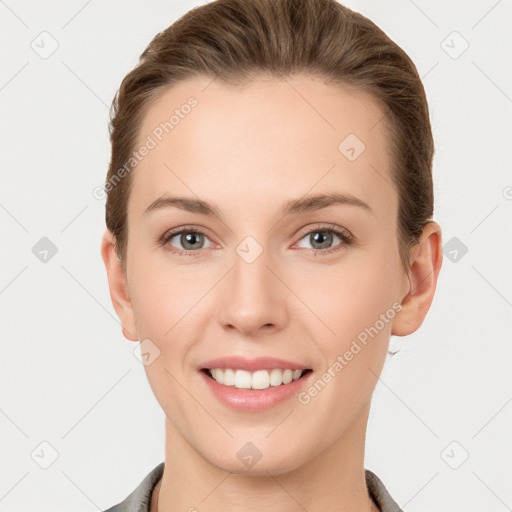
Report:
300,258,398,344
288,265,396,452
127,253,204,338
127,261,206,422
299,261,398,417
299,264,396,401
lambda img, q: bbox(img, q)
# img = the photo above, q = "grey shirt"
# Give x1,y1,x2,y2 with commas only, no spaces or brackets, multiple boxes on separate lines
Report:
102,462,403,512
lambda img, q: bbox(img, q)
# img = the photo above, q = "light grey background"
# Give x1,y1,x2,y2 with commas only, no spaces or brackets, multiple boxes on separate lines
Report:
1,1,511,511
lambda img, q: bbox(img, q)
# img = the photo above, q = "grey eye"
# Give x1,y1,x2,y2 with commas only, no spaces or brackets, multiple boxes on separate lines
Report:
296,230,342,251
169,231,212,251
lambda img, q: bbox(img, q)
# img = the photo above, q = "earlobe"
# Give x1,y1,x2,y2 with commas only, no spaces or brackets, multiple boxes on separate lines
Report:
100,229,139,342
391,222,443,337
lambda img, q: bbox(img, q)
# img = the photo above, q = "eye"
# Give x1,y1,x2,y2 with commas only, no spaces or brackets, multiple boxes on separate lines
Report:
159,223,354,257
294,224,354,254
160,227,213,255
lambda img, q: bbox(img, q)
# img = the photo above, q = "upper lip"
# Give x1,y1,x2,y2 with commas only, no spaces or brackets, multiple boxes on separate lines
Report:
200,356,312,372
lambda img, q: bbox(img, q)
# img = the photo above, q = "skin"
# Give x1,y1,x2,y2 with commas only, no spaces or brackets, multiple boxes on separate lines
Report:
101,74,442,512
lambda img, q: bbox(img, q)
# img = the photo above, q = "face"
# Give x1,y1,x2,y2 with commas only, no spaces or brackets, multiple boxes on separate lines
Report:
106,74,417,475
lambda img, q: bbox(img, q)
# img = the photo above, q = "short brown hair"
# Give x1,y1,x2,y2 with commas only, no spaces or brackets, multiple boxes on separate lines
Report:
105,0,434,272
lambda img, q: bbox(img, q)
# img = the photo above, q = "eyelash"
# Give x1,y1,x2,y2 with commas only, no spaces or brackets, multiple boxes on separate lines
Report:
158,223,354,257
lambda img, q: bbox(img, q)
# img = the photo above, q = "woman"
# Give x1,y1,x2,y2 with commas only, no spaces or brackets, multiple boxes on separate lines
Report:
100,0,443,510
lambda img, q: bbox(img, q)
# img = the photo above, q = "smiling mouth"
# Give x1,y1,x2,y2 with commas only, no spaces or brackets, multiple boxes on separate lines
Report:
201,368,313,390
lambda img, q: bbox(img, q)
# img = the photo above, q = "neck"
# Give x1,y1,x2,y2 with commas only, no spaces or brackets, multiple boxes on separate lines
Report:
152,403,378,512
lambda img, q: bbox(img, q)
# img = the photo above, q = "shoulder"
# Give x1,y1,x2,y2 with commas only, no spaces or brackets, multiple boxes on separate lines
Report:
365,469,403,512
101,462,164,512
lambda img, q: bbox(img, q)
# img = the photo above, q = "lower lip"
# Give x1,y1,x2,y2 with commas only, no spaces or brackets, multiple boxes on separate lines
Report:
199,369,313,411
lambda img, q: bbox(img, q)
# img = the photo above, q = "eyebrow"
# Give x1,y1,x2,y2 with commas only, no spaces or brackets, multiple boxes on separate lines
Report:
142,192,373,219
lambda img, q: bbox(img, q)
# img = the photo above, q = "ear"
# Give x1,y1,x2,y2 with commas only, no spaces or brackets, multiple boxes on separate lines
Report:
392,221,443,336
100,229,138,341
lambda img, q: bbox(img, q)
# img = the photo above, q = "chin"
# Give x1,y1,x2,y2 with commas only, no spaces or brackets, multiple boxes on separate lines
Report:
206,445,307,477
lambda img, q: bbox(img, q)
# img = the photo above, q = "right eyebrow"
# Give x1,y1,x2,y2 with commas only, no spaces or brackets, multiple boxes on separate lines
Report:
142,196,222,218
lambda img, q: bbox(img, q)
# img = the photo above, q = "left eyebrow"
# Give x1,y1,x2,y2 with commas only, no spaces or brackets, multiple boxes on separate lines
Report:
281,192,373,216
141,192,373,219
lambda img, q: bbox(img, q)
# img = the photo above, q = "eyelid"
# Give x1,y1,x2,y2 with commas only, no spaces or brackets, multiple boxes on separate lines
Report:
294,223,353,242
159,224,214,244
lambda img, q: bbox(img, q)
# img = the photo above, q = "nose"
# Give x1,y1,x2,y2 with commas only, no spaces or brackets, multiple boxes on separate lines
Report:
216,241,288,337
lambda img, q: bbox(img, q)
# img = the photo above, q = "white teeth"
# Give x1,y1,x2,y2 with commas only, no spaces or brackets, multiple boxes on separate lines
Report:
269,369,283,386
234,369,252,389
223,368,235,386
211,368,223,384
282,369,293,384
252,370,270,390
207,368,307,390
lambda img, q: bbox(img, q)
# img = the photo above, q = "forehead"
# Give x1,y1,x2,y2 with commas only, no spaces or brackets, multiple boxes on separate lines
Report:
128,74,396,221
